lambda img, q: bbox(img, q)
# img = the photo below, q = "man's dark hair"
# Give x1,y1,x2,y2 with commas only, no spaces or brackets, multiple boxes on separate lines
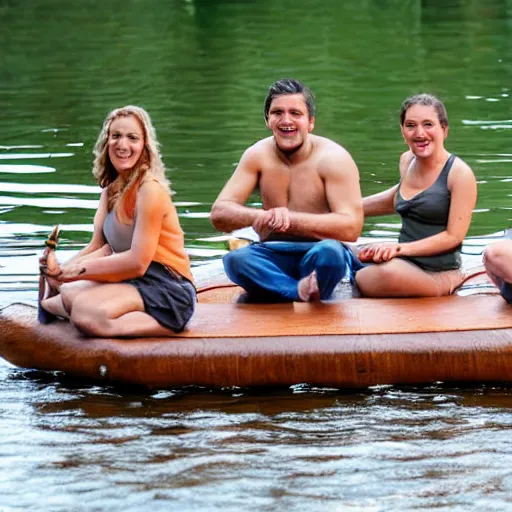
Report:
264,78,316,122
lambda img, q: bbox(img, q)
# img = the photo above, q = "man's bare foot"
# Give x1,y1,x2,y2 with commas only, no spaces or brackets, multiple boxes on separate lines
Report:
298,271,320,302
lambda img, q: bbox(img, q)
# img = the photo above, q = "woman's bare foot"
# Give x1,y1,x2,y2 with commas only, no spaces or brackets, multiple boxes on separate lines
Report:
298,271,320,302
38,226,62,323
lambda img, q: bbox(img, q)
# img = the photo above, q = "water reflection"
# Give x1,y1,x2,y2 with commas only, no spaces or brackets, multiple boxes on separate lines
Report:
2,365,512,511
0,152,74,160
0,164,55,174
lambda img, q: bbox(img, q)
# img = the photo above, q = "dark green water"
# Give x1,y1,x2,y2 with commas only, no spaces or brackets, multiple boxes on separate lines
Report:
1,0,512,510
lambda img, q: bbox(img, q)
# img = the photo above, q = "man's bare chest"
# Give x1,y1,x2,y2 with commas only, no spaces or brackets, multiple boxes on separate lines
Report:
258,166,327,211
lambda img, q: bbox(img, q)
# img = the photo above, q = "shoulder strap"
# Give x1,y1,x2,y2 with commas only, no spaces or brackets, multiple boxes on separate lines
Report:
441,154,456,176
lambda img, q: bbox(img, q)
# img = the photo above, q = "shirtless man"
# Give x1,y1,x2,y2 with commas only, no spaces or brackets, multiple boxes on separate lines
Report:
209,78,363,302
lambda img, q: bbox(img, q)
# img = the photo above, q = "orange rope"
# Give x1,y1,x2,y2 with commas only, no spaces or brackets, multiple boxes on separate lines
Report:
196,283,238,295
453,269,488,293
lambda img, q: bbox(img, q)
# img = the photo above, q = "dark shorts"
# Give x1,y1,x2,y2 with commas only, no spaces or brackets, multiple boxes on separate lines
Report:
125,261,196,332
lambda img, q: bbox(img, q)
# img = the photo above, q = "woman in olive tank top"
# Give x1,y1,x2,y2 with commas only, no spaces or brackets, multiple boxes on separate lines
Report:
355,94,477,297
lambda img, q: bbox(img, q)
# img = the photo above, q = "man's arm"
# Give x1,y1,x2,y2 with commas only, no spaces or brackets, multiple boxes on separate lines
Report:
210,145,265,232
282,147,364,242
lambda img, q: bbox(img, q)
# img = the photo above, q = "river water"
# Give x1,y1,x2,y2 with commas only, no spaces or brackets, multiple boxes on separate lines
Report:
1,0,512,510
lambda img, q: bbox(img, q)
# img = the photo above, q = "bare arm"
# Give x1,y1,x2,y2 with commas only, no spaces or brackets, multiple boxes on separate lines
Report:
398,158,477,258
59,181,169,282
210,145,265,232
360,158,477,262
60,190,109,266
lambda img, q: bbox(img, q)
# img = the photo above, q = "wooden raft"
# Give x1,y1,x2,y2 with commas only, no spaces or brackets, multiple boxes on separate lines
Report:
1,290,512,388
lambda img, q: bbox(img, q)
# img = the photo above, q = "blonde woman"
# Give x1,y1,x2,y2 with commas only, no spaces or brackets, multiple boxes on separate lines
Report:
355,94,477,297
39,106,196,336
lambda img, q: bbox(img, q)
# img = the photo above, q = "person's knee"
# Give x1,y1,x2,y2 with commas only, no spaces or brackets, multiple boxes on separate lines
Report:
354,268,373,295
316,240,347,265
483,243,498,266
355,265,395,295
314,240,349,277
484,241,509,267
223,246,254,278
70,300,110,337
70,312,98,337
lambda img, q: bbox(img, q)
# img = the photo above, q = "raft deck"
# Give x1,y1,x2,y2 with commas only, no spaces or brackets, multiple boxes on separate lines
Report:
1,286,511,388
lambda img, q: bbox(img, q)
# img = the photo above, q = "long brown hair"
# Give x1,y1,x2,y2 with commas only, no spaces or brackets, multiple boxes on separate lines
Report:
92,105,170,223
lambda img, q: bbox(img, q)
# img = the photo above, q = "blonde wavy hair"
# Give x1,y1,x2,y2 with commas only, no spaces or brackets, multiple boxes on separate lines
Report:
92,105,170,223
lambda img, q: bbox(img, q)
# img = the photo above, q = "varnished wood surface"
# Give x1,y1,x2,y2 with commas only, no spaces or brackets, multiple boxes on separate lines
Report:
187,294,512,337
1,300,512,388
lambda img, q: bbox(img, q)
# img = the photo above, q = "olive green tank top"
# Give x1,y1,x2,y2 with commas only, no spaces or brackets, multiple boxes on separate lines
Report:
395,154,461,271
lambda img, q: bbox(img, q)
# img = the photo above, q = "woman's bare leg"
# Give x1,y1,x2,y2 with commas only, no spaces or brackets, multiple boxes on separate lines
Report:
69,283,179,338
355,259,463,298
39,244,113,319
41,280,102,318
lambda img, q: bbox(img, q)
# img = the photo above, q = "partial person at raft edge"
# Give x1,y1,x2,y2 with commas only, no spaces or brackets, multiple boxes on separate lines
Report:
483,238,512,303
354,93,478,297
209,78,364,302
39,105,196,336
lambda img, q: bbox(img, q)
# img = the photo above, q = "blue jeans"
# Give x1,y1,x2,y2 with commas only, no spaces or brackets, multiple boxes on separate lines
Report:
223,239,363,301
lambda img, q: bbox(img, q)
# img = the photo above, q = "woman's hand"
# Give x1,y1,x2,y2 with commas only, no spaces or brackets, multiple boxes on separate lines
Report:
56,262,87,282
358,242,403,263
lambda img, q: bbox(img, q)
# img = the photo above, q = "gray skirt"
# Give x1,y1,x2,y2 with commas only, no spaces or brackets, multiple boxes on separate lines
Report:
125,261,196,332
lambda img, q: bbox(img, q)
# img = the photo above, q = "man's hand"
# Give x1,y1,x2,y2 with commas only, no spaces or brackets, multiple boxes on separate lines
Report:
358,242,403,263
252,207,291,241
268,207,291,232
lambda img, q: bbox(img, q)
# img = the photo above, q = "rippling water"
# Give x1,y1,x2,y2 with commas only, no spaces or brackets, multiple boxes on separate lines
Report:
2,0,512,509
2,367,512,511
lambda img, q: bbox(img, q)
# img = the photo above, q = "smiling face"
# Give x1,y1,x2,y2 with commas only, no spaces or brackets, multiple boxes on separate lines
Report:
400,104,448,159
107,115,145,175
265,93,315,154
